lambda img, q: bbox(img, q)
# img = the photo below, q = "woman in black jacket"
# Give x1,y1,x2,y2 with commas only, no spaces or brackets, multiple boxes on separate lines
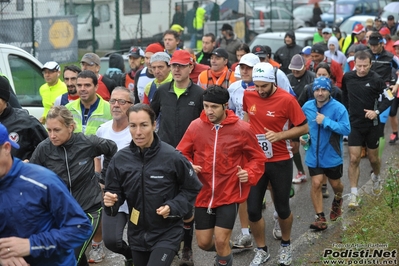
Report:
29,106,118,266
103,103,202,266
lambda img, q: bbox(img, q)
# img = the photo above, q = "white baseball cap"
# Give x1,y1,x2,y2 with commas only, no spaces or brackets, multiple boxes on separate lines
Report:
239,53,260,67
252,62,275,83
42,61,60,71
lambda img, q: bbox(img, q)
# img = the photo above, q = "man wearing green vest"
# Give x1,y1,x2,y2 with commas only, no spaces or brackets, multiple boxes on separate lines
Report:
66,70,111,136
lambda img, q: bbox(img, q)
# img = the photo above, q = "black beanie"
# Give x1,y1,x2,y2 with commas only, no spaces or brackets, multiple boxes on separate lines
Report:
0,76,11,102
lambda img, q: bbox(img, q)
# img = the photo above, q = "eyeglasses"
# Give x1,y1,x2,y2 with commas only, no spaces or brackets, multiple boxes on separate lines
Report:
109,99,133,105
170,64,190,69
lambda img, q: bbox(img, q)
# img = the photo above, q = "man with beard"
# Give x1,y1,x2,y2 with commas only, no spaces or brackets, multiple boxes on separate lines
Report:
54,65,81,106
243,62,308,266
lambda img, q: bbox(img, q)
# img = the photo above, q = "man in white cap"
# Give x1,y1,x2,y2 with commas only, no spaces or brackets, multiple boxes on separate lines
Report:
243,62,308,266
39,61,67,124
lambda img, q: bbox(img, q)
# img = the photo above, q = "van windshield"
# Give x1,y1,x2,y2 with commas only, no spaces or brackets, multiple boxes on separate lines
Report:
62,4,91,24
327,4,354,15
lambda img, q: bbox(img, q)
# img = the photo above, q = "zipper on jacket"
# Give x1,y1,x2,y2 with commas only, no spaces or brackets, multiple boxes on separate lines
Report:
62,146,73,195
316,107,321,167
207,124,221,214
140,160,147,229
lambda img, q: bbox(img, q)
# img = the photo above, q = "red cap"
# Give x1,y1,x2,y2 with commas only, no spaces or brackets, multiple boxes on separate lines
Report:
393,40,399,47
169,50,193,65
145,43,164,54
352,24,365,34
379,27,390,36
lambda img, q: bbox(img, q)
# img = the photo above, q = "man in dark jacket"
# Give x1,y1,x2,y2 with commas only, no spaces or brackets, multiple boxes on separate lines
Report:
287,54,316,184
274,30,303,74
0,76,47,160
196,33,216,66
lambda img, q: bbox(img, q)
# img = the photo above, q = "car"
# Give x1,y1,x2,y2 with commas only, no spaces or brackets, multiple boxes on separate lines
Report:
380,2,399,22
0,44,44,119
293,2,334,26
250,0,312,13
248,6,305,34
249,31,314,56
320,0,381,26
338,15,375,36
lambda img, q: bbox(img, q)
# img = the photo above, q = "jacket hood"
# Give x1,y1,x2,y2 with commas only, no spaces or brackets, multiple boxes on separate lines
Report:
328,36,339,53
199,109,239,125
285,30,296,45
109,54,125,72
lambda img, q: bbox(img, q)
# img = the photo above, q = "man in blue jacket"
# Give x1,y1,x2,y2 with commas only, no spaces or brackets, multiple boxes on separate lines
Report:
0,123,92,265
301,77,350,231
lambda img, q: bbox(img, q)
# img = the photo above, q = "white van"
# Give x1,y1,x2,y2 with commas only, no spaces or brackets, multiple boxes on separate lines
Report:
0,44,44,119
62,0,182,50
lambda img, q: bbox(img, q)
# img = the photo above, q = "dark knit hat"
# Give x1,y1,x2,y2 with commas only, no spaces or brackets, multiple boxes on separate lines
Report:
0,76,11,102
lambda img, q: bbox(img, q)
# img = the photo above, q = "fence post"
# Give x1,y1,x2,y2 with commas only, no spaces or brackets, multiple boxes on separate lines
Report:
31,0,35,57
115,0,120,50
91,0,96,53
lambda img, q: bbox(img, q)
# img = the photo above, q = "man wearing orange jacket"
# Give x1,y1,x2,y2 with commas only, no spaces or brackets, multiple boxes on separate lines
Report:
197,48,236,89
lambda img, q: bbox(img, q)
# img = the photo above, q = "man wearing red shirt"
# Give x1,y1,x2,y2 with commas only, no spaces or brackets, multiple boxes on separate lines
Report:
243,62,308,266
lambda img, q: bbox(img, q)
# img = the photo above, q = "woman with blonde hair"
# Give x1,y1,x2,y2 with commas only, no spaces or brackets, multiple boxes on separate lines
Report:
29,105,117,266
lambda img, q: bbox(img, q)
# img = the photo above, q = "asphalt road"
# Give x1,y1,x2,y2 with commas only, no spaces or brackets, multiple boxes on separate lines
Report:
92,126,397,266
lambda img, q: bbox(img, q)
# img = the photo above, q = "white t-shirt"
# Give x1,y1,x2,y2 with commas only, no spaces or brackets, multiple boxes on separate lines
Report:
96,120,131,213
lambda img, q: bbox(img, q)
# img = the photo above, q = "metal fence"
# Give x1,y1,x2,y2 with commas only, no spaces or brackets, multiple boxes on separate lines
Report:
0,0,78,63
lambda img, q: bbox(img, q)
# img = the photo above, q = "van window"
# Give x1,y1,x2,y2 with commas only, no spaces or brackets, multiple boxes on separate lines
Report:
8,54,43,107
124,0,150,15
98,4,110,22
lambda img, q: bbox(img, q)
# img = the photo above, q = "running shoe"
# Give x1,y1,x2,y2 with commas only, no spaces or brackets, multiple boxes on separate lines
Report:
233,233,253,249
389,133,398,144
179,247,194,266
371,173,382,196
310,215,327,231
278,244,292,266
322,184,330,198
250,248,270,266
292,171,307,184
88,242,105,263
330,198,343,221
348,193,360,209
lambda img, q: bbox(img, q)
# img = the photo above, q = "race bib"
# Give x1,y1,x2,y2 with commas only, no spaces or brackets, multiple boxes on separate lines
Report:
256,134,273,158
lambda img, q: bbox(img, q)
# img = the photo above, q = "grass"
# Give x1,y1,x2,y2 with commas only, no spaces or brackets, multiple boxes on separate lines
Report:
298,155,399,266
341,157,399,249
